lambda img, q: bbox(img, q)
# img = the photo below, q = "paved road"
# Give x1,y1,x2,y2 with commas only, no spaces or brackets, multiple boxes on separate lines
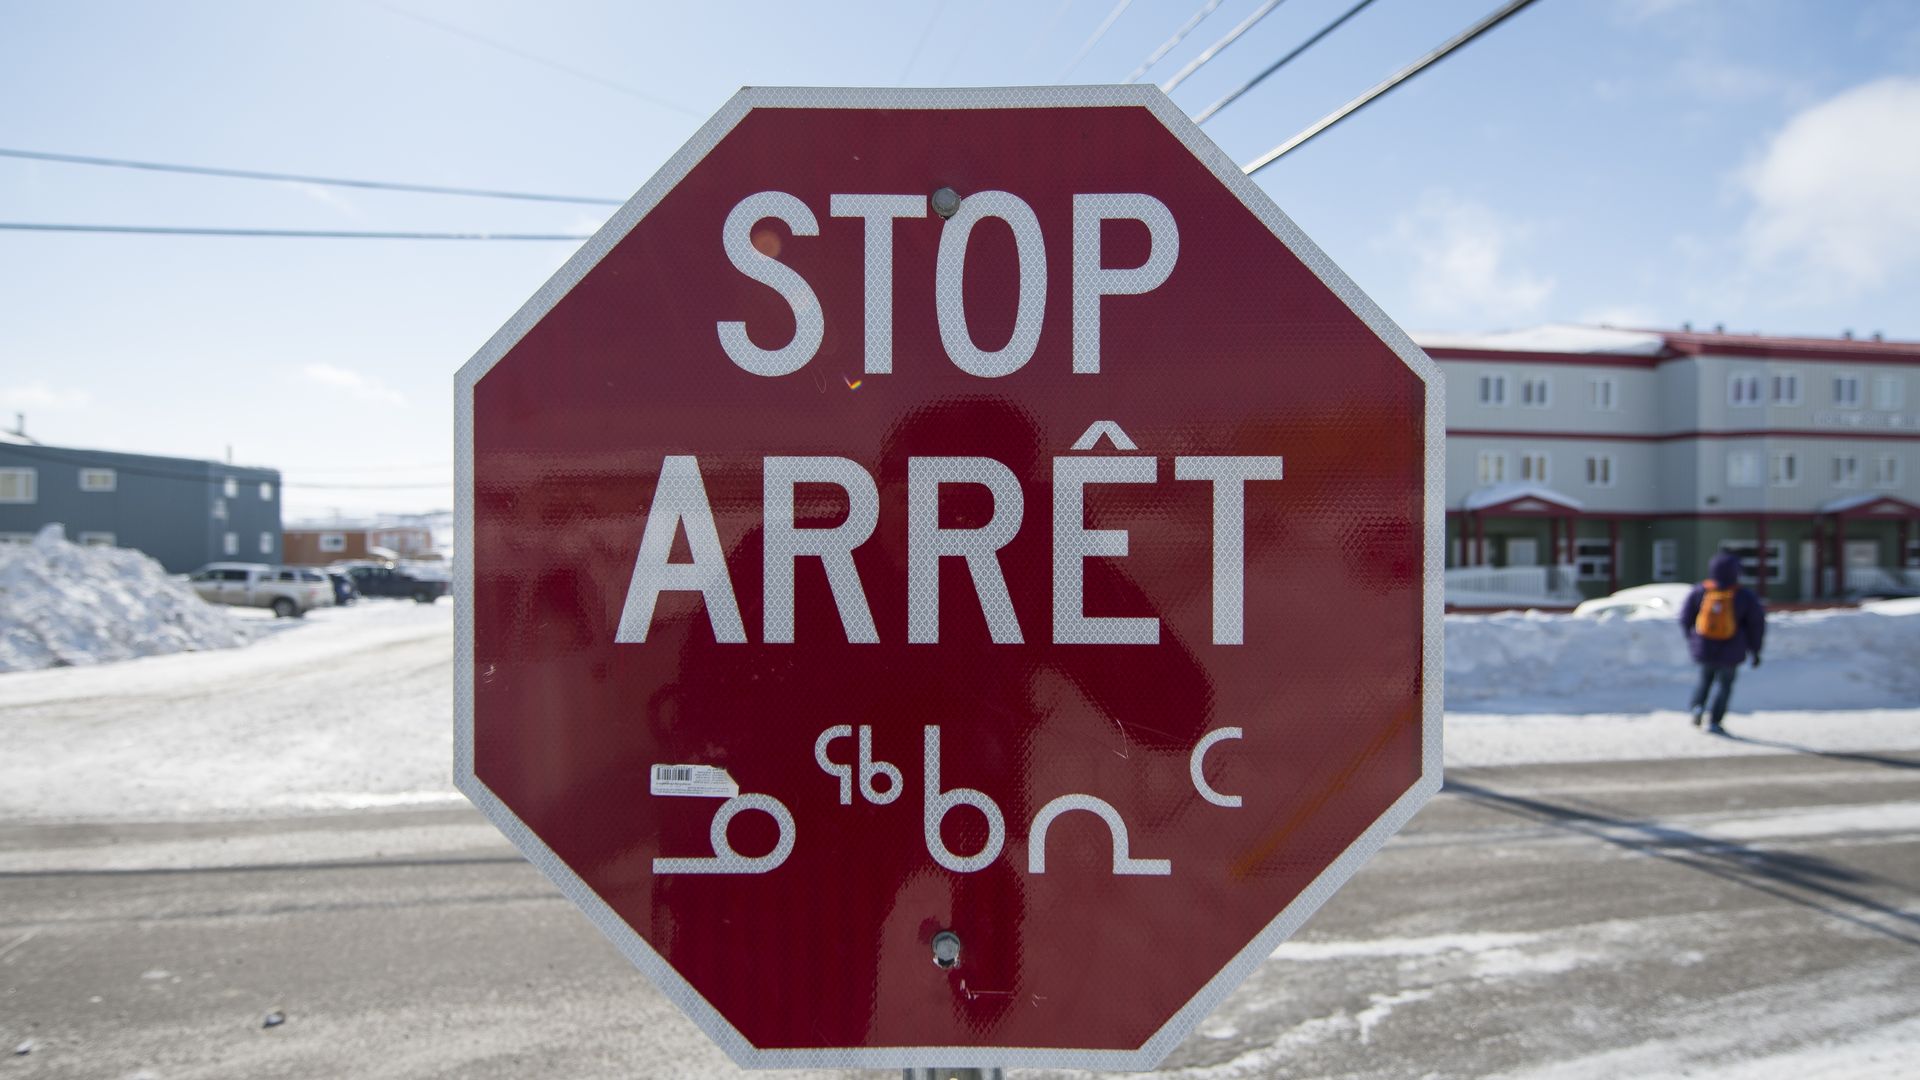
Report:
3,747,1916,1079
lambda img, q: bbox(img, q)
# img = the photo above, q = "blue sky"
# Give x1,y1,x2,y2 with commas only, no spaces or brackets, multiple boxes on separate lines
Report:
3,0,1917,517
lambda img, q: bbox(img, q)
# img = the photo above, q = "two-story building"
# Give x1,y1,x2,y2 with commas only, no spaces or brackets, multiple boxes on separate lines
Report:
0,430,282,573
1417,325,1920,603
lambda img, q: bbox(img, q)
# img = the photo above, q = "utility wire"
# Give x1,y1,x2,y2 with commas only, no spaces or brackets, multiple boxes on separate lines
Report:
1160,0,1293,93
0,147,622,206
364,0,703,118
1242,0,1545,174
897,0,951,84
1123,0,1224,83
0,223,590,240
1059,0,1135,80
1194,0,1380,122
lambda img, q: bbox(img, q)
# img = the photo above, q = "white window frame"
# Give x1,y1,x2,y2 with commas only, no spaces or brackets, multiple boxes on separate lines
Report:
1588,376,1617,411
223,531,239,556
223,476,239,498
1519,376,1552,408
1873,373,1906,411
0,467,36,504
319,532,348,553
1876,454,1903,489
1726,451,1761,488
78,467,117,492
1833,373,1863,409
1770,371,1802,406
1478,373,1508,406
1476,450,1509,485
259,481,275,501
78,531,116,547
1584,454,1615,488
1573,537,1613,582
212,498,228,521
259,531,275,554
1832,454,1861,488
1518,451,1550,484
1722,539,1787,585
1727,372,1763,408
1652,538,1679,582
1769,451,1799,487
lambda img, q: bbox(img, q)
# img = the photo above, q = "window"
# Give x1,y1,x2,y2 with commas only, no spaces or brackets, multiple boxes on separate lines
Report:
222,477,239,498
260,531,275,555
1477,451,1508,485
1574,538,1613,582
1876,455,1903,488
1726,451,1761,488
1770,372,1801,405
1722,540,1787,585
1833,375,1862,409
0,467,36,504
1518,451,1550,483
1770,451,1799,487
1588,376,1617,411
79,467,116,492
223,532,238,556
1478,374,1507,406
319,532,347,553
1728,372,1763,407
211,498,228,521
216,568,249,582
259,481,275,501
1873,374,1906,411
1832,455,1861,487
77,532,115,547
1519,376,1551,407
275,569,299,582
1584,455,1615,487
1652,539,1679,582
0,532,33,545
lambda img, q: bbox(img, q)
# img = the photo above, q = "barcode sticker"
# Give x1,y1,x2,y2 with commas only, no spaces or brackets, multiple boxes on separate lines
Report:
650,764,739,799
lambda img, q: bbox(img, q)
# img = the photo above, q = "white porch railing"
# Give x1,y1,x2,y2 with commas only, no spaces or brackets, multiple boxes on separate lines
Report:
1445,564,1584,607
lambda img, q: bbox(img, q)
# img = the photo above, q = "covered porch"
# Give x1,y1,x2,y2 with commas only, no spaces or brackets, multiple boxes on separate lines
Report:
1810,494,1920,600
1446,484,1614,607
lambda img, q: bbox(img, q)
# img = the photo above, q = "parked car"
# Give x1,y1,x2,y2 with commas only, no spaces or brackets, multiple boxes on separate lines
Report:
1571,582,1694,619
188,563,336,617
346,563,450,604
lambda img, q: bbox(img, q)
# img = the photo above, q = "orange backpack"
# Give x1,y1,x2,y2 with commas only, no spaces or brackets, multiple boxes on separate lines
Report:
1695,582,1737,640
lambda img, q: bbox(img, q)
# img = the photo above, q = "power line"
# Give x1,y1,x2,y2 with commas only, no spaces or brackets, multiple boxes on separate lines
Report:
1242,0,1545,175
1123,0,1224,83
897,0,951,84
363,0,703,118
1059,0,1135,81
1194,0,1380,123
0,147,622,206
0,223,590,241
1160,0,1293,93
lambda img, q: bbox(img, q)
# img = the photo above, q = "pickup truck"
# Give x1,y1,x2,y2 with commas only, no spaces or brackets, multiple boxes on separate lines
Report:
188,563,335,617
346,564,450,604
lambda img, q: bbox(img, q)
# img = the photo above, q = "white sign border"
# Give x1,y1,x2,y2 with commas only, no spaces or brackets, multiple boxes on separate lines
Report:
454,83,1444,1072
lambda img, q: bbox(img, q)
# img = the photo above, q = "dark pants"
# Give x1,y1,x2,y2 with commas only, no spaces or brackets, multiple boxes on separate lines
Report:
1691,663,1739,726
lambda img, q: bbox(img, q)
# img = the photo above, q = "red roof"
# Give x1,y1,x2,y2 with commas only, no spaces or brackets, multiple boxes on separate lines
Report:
1658,329,1920,363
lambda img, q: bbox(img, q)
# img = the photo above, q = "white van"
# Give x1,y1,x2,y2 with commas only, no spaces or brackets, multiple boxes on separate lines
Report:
188,563,335,617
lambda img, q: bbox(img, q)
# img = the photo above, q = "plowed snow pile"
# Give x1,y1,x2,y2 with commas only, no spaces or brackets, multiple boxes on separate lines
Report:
0,524,248,672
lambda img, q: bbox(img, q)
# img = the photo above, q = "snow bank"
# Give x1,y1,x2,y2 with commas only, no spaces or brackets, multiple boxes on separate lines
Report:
0,524,249,672
1445,604,1920,713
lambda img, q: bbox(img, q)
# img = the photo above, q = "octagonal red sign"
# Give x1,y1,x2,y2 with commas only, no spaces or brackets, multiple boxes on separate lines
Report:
455,86,1442,1071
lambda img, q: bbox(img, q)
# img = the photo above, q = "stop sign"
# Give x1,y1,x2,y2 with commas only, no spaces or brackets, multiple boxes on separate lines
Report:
455,86,1440,1071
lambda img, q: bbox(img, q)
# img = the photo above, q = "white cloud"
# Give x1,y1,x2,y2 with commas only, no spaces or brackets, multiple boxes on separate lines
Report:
300,363,406,406
0,381,92,412
1741,77,1920,288
1390,193,1554,324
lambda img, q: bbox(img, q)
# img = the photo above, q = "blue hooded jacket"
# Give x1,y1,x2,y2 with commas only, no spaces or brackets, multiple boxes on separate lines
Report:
1679,551,1766,666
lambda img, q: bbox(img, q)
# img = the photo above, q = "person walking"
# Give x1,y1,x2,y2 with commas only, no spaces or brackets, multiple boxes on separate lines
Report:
1678,550,1766,734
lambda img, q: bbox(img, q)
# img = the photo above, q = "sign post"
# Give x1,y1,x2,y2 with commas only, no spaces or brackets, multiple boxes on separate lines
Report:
457,85,1442,1072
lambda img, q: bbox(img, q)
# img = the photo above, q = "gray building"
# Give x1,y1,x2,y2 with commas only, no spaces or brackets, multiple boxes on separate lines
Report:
1418,325,1920,603
0,431,282,573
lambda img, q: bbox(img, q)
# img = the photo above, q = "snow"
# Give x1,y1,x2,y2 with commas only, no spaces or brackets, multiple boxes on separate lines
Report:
1462,482,1585,512
1411,323,1669,355
0,523,250,672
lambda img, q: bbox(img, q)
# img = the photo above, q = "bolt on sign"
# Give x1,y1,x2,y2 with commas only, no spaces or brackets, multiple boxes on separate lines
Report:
455,86,1442,1071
